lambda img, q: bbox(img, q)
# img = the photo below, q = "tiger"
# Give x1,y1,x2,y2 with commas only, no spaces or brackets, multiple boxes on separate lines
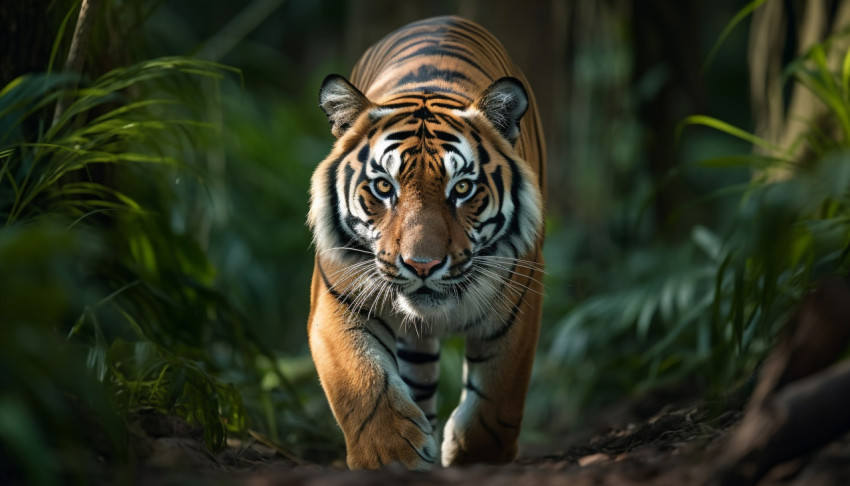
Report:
307,15,545,470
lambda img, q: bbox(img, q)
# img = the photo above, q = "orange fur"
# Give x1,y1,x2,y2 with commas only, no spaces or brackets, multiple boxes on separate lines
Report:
308,15,545,469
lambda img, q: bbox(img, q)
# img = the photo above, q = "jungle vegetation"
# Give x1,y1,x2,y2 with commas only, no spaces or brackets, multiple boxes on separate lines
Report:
2,0,849,482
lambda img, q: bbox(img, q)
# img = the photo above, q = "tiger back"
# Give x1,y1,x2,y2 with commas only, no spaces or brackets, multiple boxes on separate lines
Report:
307,15,545,470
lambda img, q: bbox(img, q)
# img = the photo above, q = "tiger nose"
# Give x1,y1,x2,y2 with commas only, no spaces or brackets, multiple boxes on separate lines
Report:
403,257,443,277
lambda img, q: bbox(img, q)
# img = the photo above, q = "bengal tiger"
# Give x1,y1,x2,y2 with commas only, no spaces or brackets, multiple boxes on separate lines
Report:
307,15,545,470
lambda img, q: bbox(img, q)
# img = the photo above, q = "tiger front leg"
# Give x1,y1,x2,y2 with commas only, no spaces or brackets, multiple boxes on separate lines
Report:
308,285,437,471
441,291,542,466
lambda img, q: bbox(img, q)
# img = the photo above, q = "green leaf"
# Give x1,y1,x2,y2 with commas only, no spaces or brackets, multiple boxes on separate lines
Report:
702,0,771,72
678,115,786,154
695,154,793,170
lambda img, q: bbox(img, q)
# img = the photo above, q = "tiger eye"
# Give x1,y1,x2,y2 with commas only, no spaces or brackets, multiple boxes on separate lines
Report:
374,178,393,197
454,181,470,195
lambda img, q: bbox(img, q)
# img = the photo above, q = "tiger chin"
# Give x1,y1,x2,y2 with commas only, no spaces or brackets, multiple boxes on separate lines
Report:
307,15,546,471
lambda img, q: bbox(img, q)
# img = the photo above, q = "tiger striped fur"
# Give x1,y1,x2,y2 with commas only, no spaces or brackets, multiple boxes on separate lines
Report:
307,15,546,470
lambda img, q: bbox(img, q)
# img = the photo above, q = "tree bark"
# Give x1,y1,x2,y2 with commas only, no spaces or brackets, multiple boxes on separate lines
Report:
749,0,850,179
709,279,850,486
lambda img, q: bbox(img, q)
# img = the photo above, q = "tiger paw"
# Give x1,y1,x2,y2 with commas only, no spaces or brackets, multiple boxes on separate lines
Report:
345,398,438,471
441,406,519,466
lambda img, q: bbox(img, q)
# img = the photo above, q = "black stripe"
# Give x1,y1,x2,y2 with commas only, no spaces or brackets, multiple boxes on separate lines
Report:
392,45,489,79
402,376,438,401
316,261,395,335
387,30,442,52
397,349,440,364
342,165,356,215
482,259,534,342
354,372,389,441
381,102,419,109
325,158,347,247
478,414,503,449
496,418,520,429
433,130,460,143
386,92,466,103
465,354,494,363
403,436,436,464
346,327,397,369
368,156,385,174
464,379,491,401
381,112,410,130
386,130,417,141
482,300,521,342
398,66,470,86
453,30,510,75
412,107,435,121
403,414,433,435
431,101,467,109
503,152,524,238
436,113,464,131
357,144,370,163
383,142,402,154
317,261,400,370
317,260,349,304
471,194,490,217
477,141,491,166
374,316,396,340
323,157,371,255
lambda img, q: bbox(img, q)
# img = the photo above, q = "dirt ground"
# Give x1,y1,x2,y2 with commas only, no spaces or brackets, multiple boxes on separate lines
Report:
120,393,850,486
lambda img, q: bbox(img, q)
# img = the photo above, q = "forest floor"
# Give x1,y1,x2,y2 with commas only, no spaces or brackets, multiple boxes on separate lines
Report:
118,390,850,486
94,279,850,485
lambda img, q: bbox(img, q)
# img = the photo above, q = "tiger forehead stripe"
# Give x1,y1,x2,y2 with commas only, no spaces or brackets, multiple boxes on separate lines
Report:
368,121,474,180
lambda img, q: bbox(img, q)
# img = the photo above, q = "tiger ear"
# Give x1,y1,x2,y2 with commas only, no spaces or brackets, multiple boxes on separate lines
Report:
319,74,371,138
473,77,528,144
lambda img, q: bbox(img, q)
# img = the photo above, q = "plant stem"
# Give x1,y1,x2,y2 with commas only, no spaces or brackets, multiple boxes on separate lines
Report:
52,0,102,126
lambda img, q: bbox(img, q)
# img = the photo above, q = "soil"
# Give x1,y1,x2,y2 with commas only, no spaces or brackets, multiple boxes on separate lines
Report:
119,392,850,486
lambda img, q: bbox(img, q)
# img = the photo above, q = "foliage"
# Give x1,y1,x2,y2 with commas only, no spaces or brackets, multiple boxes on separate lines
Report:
0,46,341,481
7,0,850,475
529,25,850,431
0,225,122,484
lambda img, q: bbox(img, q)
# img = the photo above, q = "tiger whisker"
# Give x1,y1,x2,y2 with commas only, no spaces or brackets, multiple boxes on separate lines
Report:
473,269,519,315
325,259,373,281
459,267,512,320
477,255,546,272
350,269,382,317
460,273,496,322
478,261,546,280
335,266,379,303
474,260,546,292
326,246,377,257
473,260,544,293
366,278,392,320
470,264,535,318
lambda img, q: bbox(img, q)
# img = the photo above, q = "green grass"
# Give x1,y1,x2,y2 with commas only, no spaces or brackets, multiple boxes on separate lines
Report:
528,22,850,431
0,49,341,481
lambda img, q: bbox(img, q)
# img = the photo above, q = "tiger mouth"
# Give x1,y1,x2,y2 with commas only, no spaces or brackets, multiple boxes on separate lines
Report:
413,286,437,296
403,286,452,307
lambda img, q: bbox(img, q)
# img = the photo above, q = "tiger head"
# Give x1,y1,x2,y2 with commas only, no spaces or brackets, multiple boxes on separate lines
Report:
309,75,543,326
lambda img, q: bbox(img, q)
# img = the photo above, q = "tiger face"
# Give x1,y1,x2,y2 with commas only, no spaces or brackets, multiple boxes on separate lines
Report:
309,75,543,330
